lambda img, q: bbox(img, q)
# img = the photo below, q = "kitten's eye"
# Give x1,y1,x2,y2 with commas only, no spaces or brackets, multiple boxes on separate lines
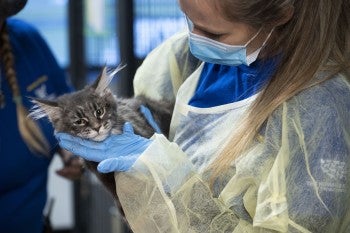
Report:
95,108,105,118
74,119,87,126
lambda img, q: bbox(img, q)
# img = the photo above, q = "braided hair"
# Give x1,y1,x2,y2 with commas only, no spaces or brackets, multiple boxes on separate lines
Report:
0,21,50,156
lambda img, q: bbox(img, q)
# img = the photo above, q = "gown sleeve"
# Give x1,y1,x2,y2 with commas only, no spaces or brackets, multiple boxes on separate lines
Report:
115,75,350,233
252,76,350,232
133,30,201,102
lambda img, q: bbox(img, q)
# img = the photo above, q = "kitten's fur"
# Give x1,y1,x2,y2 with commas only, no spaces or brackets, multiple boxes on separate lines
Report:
30,66,173,212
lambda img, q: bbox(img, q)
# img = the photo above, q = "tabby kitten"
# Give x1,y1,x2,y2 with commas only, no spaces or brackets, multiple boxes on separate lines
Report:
29,66,174,202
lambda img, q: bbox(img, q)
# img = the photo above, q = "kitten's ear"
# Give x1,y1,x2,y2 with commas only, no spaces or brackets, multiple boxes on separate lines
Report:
92,64,126,95
29,97,62,123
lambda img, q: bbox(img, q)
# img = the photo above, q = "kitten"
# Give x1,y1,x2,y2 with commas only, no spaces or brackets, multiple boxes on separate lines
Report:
29,66,174,213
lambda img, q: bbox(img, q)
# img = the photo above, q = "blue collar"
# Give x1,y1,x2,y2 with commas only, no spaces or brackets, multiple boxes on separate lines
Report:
189,58,279,108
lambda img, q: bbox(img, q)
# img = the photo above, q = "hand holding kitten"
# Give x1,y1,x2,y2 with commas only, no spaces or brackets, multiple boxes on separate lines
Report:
56,122,151,173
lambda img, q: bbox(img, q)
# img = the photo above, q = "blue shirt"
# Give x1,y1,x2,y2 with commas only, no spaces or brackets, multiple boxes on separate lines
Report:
189,59,278,107
0,19,72,233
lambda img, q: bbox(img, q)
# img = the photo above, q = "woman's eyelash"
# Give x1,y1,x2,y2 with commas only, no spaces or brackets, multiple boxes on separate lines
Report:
205,32,223,39
196,27,223,39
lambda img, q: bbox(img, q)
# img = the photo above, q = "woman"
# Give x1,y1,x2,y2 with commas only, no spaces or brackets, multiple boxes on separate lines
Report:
57,0,350,232
0,1,83,232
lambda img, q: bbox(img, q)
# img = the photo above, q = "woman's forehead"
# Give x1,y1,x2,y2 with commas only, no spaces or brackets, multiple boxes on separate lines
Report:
179,0,216,20
180,0,234,31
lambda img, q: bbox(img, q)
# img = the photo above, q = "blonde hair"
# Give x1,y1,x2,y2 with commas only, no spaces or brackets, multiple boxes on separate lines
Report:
0,22,50,156
211,0,350,175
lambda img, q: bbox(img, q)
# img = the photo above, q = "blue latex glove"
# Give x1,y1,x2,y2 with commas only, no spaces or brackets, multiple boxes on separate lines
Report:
97,153,141,173
140,104,162,133
56,122,151,172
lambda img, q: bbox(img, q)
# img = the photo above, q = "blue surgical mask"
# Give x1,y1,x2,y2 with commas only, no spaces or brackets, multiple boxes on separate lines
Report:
186,16,272,66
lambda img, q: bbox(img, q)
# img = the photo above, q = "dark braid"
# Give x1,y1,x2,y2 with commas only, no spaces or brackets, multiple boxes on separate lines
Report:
0,21,50,156
1,29,20,97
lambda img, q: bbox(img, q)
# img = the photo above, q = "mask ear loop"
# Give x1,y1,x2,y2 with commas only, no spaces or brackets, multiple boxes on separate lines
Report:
244,27,263,46
185,15,194,31
261,28,275,47
247,27,275,50
246,27,275,54
246,28,275,65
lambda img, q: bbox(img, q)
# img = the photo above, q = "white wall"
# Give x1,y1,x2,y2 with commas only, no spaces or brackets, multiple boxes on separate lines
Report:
45,154,75,230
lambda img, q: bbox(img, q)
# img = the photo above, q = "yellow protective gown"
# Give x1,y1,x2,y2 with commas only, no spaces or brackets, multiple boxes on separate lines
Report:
115,31,350,233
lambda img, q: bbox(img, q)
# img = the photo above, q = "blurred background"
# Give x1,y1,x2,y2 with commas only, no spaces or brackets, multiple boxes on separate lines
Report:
15,0,186,232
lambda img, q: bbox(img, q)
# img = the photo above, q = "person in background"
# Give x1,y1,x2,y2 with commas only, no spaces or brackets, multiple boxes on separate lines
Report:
57,0,350,232
0,0,84,232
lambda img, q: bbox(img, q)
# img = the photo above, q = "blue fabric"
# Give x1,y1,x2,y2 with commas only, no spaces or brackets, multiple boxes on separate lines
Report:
56,122,151,173
189,59,278,107
0,18,72,233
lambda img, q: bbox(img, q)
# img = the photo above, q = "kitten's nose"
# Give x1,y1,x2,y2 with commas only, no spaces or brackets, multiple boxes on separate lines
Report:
92,124,101,132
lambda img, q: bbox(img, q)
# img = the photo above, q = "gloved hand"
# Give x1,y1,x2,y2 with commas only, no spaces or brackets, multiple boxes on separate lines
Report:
55,122,151,172
140,104,162,133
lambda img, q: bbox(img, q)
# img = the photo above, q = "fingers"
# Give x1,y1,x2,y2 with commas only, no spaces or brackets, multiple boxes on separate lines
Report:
55,127,143,163
97,156,136,173
139,105,162,133
56,134,105,162
56,133,104,149
56,166,83,180
56,157,85,180
56,133,111,161
123,122,134,134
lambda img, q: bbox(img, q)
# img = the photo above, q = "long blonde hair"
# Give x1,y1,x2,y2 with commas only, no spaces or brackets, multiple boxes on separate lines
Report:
211,0,350,174
0,22,50,156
